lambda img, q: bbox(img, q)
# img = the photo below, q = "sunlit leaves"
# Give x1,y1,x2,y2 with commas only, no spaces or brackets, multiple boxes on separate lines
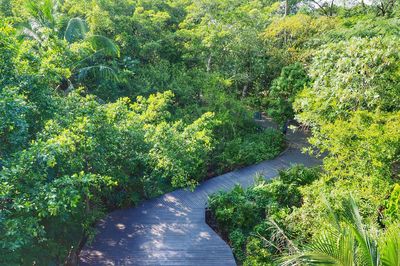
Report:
295,37,400,127
384,184,400,224
0,91,218,264
282,197,399,266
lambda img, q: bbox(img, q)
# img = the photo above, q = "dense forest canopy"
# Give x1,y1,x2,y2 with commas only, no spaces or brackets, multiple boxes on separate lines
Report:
0,0,399,265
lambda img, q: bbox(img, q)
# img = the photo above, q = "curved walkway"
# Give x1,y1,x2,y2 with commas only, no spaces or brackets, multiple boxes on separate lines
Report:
79,131,320,265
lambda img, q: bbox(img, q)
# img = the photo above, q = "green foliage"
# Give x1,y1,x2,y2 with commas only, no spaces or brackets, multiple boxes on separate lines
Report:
1,2,292,262
0,21,17,85
229,229,247,262
208,165,320,263
0,119,117,264
285,111,399,246
3,0,400,264
282,197,400,266
145,111,217,189
311,111,400,183
384,184,400,224
178,0,283,97
266,63,309,126
0,91,218,264
19,0,120,95
295,37,400,127
209,185,262,233
263,14,337,50
64,17,88,43
0,0,12,16
0,18,65,157
243,236,274,266
379,224,400,266
216,129,285,172
0,87,30,159
278,164,320,186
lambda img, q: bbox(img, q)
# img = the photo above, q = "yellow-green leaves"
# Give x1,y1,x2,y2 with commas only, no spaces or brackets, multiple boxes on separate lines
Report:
295,37,400,127
384,184,400,224
0,90,218,264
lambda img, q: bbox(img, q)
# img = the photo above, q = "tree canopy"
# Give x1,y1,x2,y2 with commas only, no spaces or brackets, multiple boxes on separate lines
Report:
1,0,400,264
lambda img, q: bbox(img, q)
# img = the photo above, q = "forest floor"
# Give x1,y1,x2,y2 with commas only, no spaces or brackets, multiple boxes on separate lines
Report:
79,127,320,266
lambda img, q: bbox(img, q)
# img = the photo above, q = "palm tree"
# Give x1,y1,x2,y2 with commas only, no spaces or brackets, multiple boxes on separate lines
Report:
21,0,119,90
63,17,120,86
281,196,400,266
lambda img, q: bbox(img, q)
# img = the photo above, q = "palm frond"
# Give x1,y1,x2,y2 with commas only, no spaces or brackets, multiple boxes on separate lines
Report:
41,0,56,25
77,65,118,82
25,0,56,28
380,225,400,266
322,196,342,232
64,17,88,43
266,219,299,254
280,227,356,266
20,25,43,43
86,35,120,57
342,196,379,266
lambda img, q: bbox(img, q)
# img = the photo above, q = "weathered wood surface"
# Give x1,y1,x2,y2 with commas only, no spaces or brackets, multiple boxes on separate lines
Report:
79,130,319,266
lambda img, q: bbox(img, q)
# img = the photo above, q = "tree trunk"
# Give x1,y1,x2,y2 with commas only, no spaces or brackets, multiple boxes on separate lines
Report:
64,234,88,266
242,84,249,98
284,0,289,16
329,0,334,16
206,55,212,72
361,0,366,12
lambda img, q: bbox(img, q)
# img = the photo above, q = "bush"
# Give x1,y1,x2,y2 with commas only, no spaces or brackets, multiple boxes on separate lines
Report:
266,63,309,126
243,236,273,266
216,129,285,173
0,91,218,265
384,184,400,224
279,164,320,186
295,37,400,127
229,229,247,262
208,165,320,263
209,185,263,233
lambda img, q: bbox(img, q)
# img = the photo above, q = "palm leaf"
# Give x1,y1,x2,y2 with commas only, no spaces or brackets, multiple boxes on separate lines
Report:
342,196,379,266
41,0,56,25
266,219,299,254
322,195,342,231
381,225,400,266
25,0,56,28
77,65,118,82
19,23,43,43
280,227,355,266
64,17,88,43
86,35,120,57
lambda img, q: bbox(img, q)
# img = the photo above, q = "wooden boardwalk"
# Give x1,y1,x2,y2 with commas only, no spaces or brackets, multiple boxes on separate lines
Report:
79,131,320,265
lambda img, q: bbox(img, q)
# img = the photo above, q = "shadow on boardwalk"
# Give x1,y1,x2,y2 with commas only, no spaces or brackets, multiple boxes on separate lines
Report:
79,129,320,266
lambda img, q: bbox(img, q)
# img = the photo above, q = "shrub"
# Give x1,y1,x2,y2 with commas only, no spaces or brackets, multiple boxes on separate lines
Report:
208,165,320,263
229,229,247,262
279,164,320,186
216,129,285,173
0,91,218,264
384,184,400,224
266,63,309,126
295,37,400,127
209,185,263,233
